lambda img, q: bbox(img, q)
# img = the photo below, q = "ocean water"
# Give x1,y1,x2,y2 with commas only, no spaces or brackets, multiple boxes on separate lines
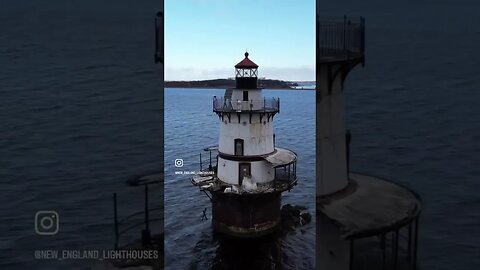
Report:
0,1,162,269
164,88,316,269
322,1,480,269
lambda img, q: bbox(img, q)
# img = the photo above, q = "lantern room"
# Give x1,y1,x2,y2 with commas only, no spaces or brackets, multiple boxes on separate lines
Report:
235,52,259,89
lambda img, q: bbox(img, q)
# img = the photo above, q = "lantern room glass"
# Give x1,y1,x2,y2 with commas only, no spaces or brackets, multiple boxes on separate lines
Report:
235,68,258,78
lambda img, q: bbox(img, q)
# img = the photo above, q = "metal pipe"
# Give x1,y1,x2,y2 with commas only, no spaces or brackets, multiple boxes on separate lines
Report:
346,130,351,175
413,217,419,270
392,232,395,262
145,184,150,232
142,184,151,247
349,239,354,270
361,17,365,53
154,16,158,63
113,193,119,249
381,234,386,270
343,15,347,51
347,20,351,59
408,222,412,261
394,230,399,270
274,168,277,191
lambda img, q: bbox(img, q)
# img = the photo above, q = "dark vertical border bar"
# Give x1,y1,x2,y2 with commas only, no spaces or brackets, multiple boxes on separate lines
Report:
155,2,165,269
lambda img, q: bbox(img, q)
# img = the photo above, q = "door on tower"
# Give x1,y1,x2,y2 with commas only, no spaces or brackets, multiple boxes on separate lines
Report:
238,163,251,186
243,91,248,101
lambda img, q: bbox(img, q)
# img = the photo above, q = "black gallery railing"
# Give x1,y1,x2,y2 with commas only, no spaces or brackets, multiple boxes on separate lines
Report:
213,97,280,113
318,16,365,61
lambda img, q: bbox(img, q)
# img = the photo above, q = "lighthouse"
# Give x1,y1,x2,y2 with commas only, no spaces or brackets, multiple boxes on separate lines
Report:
317,16,422,270
192,52,298,238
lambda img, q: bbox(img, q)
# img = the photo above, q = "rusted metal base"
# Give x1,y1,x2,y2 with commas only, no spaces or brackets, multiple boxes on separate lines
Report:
211,191,282,238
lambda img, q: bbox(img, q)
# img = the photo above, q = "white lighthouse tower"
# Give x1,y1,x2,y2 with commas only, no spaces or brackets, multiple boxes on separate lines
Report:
192,52,298,237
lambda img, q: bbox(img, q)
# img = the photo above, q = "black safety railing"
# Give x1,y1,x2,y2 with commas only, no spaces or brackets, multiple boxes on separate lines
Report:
272,161,297,191
113,185,162,249
198,146,218,173
319,16,365,61
348,215,420,270
213,97,280,113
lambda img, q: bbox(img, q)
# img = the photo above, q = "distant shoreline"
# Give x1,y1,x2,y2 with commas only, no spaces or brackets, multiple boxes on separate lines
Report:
165,79,315,90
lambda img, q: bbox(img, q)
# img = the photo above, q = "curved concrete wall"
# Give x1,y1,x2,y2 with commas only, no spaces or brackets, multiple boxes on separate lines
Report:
231,89,262,101
217,157,274,185
317,64,349,196
219,113,274,156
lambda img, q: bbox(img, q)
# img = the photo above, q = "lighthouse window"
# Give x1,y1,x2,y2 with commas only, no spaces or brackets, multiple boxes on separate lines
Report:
234,139,244,156
243,91,248,101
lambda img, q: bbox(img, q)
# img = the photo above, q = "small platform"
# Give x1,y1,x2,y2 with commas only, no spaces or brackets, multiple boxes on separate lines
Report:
212,96,279,113
317,173,421,269
192,147,298,194
317,173,421,239
191,175,297,195
264,147,297,167
319,49,364,64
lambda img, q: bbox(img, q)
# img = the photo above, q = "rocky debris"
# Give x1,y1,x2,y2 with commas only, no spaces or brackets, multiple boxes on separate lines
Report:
280,204,312,232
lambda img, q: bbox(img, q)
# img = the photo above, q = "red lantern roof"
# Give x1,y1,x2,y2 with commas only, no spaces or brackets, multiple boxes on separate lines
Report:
234,52,258,68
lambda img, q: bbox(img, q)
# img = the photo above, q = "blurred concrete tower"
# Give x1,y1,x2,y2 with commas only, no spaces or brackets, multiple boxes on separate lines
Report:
192,52,298,237
316,17,365,197
317,16,421,270
155,11,163,64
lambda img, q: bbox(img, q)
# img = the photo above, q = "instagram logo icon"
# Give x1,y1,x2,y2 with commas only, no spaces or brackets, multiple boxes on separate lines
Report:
174,159,184,167
35,211,59,235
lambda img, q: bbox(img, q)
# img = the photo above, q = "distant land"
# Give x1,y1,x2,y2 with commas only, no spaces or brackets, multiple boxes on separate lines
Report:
165,79,315,89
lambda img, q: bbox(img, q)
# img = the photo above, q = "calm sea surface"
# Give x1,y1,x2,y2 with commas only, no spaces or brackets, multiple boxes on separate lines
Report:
1,1,162,269
164,88,316,269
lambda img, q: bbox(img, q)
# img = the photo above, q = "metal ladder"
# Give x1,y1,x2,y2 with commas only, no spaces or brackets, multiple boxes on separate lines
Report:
224,89,233,99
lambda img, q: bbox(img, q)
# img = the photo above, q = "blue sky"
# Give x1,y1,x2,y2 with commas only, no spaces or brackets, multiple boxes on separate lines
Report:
165,0,315,81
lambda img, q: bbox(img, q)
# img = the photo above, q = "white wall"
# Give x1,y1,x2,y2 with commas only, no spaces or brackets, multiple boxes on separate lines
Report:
217,157,274,185
219,113,274,156
231,89,262,101
228,89,265,111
